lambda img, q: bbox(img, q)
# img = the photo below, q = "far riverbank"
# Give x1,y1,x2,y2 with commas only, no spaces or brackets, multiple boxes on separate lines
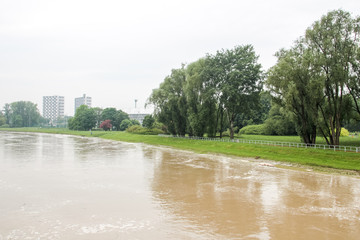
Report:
1,128,359,175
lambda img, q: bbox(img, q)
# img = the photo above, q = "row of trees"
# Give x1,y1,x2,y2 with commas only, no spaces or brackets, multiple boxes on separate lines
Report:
0,101,147,132
1,101,44,127
148,45,264,139
148,10,360,145
68,105,143,131
267,9,360,145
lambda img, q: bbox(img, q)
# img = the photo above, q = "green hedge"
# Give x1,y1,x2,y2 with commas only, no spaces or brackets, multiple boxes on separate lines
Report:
126,125,164,135
239,124,266,135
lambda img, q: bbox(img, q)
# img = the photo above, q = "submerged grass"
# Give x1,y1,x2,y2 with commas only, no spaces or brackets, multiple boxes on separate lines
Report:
1,128,360,172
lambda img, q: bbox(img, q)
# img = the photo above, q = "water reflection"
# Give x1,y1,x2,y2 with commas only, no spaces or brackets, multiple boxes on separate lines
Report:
150,149,360,239
0,132,40,164
0,132,359,240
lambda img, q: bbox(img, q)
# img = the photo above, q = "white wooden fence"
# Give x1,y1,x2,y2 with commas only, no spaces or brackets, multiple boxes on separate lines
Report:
159,135,360,153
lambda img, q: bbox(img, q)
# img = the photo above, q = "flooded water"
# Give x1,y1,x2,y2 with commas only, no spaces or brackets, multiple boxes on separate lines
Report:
0,132,359,239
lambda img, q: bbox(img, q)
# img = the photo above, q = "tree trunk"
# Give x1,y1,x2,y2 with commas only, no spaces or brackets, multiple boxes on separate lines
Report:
311,126,317,144
228,111,235,140
229,121,234,139
219,108,224,138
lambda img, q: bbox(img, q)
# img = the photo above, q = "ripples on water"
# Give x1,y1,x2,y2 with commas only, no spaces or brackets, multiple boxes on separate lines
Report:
0,132,359,239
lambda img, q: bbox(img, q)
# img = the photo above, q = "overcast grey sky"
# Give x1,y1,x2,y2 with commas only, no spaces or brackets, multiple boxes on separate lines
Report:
1,0,360,116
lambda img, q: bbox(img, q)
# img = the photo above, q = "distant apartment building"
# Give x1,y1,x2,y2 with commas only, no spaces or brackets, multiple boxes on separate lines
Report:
74,94,92,113
43,95,65,125
128,113,149,125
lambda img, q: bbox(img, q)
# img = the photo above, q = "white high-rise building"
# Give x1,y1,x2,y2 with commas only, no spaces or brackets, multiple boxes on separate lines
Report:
43,95,65,124
75,94,92,113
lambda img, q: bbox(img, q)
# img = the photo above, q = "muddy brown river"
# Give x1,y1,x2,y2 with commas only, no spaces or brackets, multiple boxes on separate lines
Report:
0,132,359,239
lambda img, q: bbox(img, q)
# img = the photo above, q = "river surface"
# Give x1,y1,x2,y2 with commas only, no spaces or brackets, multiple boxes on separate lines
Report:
0,132,359,239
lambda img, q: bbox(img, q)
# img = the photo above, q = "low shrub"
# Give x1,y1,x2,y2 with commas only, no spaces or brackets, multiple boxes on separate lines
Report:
221,129,230,137
340,127,350,137
126,125,164,135
321,127,350,137
239,124,267,135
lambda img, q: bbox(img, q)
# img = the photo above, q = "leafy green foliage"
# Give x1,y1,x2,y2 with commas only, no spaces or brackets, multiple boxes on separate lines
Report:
68,105,96,130
340,128,350,137
239,124,267,135
185,58,217,137
131,119,140,125
0,112,6,126
263,105,297,136
126,125,164,135
305,10,360,145
101,108,129,130
234,91,271,130
2,101,41,127
142,115,155,129
119,119,133,131
267,42,321,142
149,45,263,139
148,66,188,135
267,10,360,145
207,45,263,139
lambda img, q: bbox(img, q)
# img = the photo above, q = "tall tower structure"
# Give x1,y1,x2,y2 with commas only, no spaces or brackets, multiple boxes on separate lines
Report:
74,94,92,113
43,95,65,125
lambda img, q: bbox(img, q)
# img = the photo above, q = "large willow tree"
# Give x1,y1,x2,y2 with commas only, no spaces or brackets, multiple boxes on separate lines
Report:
267,41,324,144
148,45,263,138
148,66,188,136
207,45,263,139
268,10,360,145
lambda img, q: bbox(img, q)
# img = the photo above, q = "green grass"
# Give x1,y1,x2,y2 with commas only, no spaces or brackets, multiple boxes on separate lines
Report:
238,134,360,147
1,128,360,172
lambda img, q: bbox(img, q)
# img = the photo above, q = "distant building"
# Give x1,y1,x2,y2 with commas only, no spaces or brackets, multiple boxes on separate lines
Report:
75,94,92,113
43,95,64,125
128,100,151,125
128,113,149,125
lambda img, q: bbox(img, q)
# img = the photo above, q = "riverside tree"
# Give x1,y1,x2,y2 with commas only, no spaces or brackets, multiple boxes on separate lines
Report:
148,66,188,136
267,40,323,144
149,45,263,138
185,58,217,137
305,9,360,145
267,9,360,145
101,107,129,130
348,46,360,118
68,105,96,130
207,45,263,139
142,115,155,129
100,119,112,131
2,101,41,127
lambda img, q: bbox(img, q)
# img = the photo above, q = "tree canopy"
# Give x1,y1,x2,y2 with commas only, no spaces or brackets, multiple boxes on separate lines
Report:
2,101,42,127
68,105,96,130
148,45,263,139
267,9,360,145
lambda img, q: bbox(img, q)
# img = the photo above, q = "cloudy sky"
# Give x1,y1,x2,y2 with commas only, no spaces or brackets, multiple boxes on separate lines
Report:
1,0,360,116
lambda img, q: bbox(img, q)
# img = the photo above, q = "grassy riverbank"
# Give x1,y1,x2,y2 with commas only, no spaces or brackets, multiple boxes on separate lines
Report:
1,128,360,173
